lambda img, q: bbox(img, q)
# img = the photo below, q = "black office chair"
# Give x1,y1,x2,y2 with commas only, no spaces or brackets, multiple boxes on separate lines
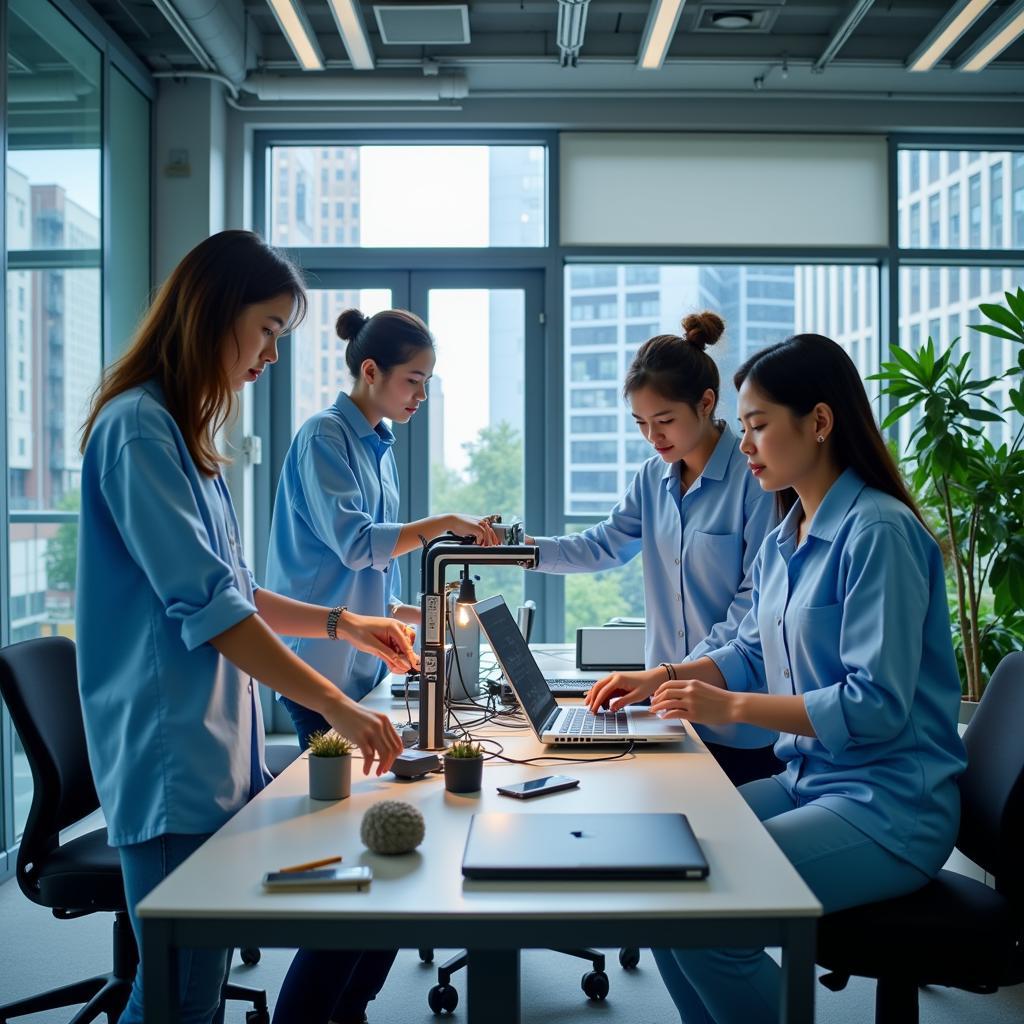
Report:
816,650,1024,1024
0,636,270,1024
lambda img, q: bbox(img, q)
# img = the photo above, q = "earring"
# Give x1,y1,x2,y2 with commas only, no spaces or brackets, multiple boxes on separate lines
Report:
816,435,825,444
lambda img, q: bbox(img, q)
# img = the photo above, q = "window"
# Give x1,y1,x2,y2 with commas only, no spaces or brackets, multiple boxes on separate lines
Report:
269,145,546,247
571,415,617,434
571,353,618,382
899,149,1021,250
571,266,617,288
571,389,617,409
624,292,660,318
563,264,879,517
949,182,961,247
571,441,618,463
991,163,1004,247
571,325,617,346
571,295,617,321
571,471,617,493
624,266,660,285
928,150,941,184
1014,154,1024,247
969,174,982,247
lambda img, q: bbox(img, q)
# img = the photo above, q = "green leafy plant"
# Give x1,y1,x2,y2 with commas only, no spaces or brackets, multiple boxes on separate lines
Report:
871,287,1024,701
306,731,353,757
445,740,483,759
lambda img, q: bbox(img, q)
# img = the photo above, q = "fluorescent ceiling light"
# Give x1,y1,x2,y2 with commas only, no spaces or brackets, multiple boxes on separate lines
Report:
326,0,376,70
957,0,1024,71
907,0,994,72
266,0,324,71
638,0,688,70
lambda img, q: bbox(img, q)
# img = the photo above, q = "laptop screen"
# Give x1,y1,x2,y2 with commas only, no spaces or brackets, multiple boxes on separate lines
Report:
475,595,558,730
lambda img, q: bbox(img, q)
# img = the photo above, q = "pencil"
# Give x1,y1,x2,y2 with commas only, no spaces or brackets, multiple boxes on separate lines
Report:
278,855,343,873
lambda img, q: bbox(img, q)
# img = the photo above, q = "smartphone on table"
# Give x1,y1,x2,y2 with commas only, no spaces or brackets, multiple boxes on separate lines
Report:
496,775,580,799
262,865,373,891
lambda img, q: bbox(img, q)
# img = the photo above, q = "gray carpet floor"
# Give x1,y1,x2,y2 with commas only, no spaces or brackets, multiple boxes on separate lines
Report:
2,870,1023,1024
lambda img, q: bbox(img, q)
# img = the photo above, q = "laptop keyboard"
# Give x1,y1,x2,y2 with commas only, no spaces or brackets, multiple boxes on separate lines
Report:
557,707,630,736
545,675,598,692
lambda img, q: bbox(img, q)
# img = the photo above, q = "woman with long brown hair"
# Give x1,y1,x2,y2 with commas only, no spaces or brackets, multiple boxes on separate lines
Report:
76,230,413,1024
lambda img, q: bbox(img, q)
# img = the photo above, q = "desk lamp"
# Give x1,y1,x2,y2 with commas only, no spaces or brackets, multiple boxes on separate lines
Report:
418,527,538,749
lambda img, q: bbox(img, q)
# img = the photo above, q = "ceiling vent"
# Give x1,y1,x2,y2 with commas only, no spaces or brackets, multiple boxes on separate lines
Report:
693,4,783,33
373,5,471,45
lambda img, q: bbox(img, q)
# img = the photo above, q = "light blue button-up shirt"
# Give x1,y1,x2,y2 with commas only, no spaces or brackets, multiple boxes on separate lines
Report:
76,383,267,847
705,469,967,874
266,392,402,702
534,426,777,748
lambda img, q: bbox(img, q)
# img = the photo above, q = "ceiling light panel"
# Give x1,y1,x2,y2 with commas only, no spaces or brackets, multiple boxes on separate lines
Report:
957,0,1024,71
907,0,995,72
327,0,375,70
266,0,324,71
638,0,688,69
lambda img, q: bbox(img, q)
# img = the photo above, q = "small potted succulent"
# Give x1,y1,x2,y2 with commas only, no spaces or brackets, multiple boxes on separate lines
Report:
443,740,485,794
306,730,353,801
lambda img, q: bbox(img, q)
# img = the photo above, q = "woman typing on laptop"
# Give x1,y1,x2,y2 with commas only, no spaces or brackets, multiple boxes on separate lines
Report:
528,311,780,785
586,334,966,1024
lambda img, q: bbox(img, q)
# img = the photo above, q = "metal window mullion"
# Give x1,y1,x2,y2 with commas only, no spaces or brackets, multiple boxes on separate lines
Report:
6,249,102,270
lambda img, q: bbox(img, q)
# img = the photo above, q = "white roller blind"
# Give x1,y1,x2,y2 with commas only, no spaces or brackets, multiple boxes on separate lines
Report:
560,133,888,247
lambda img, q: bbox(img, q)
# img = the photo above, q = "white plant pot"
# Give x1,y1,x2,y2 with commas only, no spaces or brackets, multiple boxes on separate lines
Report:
308,753,352,801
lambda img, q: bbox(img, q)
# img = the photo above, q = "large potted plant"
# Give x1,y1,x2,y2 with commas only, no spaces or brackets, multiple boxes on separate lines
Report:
872,287,1024,705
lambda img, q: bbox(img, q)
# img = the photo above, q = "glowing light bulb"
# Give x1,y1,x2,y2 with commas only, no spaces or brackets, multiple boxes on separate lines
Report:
457,604,470,627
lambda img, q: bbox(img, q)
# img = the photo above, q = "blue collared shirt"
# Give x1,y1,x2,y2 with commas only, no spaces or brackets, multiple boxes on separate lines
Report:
534,426,777,748
76,383,267,847
265,392,402,701
705,469,967,874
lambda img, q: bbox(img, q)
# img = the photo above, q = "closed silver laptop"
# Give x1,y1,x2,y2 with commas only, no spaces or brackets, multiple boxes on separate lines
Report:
474,595,687,745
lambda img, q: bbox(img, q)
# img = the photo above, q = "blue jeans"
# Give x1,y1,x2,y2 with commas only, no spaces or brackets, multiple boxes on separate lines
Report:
653,777,933,1024
118,833,229,1024
280,693,331,751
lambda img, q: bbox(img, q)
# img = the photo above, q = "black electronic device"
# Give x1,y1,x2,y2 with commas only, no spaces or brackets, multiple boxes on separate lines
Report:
496,775,579,799
262,865,372,891
392,748,441,778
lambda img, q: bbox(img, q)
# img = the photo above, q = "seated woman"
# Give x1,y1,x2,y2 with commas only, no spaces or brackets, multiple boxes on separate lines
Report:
587,333,967,1024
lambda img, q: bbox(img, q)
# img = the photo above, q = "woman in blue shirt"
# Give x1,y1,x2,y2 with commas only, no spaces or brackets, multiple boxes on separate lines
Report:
77,231,414,1024
588,334,967,1024
266,307,500,750
531,311,780,785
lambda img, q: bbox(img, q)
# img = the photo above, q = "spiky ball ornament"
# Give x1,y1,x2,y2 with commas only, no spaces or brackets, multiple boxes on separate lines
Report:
360,800,426,855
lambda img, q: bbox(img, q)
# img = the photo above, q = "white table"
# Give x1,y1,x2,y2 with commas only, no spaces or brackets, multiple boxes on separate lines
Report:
138,646,821,1023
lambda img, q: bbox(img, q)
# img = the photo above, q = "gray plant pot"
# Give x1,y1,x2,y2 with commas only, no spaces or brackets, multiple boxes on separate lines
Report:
444,755,483,794
308,753,352,801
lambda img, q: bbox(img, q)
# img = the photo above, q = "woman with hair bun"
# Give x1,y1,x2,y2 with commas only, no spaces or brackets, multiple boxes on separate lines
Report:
530,310,782,786
267,306,499,746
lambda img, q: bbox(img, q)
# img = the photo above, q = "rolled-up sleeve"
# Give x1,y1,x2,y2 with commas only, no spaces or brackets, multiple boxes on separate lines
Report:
803,523,927,755
298,435,400,571
101,438,256,651
534,470,644,573
701,549,767,693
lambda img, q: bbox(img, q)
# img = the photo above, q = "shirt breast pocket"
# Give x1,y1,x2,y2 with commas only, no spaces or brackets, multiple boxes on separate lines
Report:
791,603,845,692
685,530,743,602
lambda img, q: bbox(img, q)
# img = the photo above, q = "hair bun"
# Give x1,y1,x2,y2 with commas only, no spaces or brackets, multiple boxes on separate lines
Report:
336,308,368,342
681,310,725,351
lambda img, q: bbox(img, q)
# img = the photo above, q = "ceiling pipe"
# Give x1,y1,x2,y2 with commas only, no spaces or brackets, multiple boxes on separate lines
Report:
151,0,249,84
241,72,470,102
812,0,877,73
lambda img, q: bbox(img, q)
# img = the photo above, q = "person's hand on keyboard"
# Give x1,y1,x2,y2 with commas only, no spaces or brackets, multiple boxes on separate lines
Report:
649,679,738,726
586,667,663,714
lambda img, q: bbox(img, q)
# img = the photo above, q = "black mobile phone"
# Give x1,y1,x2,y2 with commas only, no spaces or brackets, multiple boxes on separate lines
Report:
496,775,579,799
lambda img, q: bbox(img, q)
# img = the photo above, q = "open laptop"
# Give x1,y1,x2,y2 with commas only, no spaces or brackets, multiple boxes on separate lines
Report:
474,595,688,745
462,812,709,880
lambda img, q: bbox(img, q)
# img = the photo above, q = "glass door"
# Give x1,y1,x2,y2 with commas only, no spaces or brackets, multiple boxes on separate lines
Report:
409,271,545,614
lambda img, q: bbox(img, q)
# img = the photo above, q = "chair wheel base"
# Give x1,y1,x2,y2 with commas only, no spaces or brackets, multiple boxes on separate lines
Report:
419,948,435,964
618,947,640,970
428,983,459,1014
581,970,609,1000
240,947,261,966
245,1010,270,1024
